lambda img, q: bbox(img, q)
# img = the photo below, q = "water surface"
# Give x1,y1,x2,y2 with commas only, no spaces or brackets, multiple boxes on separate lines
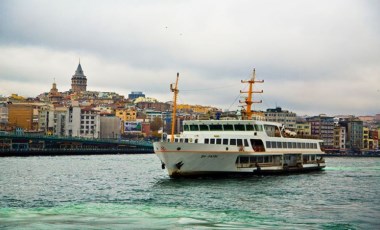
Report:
1,155,379,229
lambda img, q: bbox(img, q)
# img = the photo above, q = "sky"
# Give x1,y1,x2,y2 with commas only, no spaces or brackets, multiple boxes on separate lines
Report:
0,0,379,116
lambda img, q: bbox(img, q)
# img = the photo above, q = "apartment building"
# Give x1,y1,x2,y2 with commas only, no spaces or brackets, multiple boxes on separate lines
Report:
65,104,100,138
264,107,296,130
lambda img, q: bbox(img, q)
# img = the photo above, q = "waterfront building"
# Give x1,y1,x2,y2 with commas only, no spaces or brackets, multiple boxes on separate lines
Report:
99,116,121,139
38,105,66,136
71,62,87,93
37,104,54,134
115,108,137,121
296,122,312,137
134,97,158,104
8,103,42,131
363,127,369,150
339,118,363,150
333,125,346,151
0,102,8,126
264,107,296,130
128,91,145,100
65,103,100,138
136,101,171,112
177,104,217,114
306,114,335,148
145,110,163,122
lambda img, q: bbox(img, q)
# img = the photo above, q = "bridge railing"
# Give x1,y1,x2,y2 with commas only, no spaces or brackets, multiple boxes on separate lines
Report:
0,133,153,147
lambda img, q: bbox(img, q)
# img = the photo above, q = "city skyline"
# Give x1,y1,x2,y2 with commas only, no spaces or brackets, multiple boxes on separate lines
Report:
1,0,379,116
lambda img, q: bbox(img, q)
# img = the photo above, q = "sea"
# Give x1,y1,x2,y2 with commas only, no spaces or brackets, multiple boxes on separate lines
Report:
0,155,379,229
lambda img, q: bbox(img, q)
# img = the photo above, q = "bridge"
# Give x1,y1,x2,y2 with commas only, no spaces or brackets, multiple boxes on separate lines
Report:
0,133,154,156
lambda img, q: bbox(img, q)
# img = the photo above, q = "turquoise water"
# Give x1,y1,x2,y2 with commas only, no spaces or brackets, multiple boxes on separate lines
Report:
1,155,379,229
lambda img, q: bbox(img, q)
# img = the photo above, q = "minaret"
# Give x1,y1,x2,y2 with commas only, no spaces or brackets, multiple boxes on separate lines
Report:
71,60,87,93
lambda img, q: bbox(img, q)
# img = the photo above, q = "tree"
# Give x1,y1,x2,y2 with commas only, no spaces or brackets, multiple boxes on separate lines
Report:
150,117,163,132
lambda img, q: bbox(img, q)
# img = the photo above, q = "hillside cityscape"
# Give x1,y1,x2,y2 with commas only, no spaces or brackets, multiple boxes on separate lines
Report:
1,62,379,154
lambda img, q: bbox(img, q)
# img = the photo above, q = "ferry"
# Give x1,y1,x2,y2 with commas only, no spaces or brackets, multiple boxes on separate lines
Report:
153,70,326,178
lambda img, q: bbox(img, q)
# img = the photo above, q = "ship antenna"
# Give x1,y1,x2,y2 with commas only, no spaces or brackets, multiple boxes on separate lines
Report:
170,73,180,142
240,68,264,120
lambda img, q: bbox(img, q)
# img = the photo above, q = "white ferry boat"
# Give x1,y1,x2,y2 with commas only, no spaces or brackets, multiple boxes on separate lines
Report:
153,70,326,178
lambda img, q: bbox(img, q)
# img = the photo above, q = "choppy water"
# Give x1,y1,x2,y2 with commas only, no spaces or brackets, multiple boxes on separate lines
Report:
0,155,379,229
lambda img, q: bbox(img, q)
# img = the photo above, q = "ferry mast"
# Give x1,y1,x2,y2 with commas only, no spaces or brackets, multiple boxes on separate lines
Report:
170,73,179,143
240,68,264,120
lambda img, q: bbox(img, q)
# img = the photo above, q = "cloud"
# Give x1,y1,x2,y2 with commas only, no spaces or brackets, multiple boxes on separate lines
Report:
0,0,379,116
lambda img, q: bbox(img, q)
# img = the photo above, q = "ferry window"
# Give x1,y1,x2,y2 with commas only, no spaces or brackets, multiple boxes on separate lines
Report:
234,124,245,131
264,156,269,163
271,141,277,148
184,125,189,131
244,139,249,147
264,124,281,137
195,139,198,143
190,125,199,131
175,138,178,143
210,139,215,144
257,156,263,163
301,143,306,149
287,142,292,148
210,124,223,131
237,139,243,146
250,156,257,163
240,156,249,164
292,142,297,148
223,124,233,131
246,124,254,131
283,142,288,148
254,124,263,131
185,138,189,143
179,139,183,143
205,138,209,144
276,142,282,148
223,139,229,145
306,143,310,149
303,155,308,162
311,155,316,161
297,143,301,148
266,141,272,148
216,138,222,144
313,143,317,149
199,125,209,131
230,139,237,145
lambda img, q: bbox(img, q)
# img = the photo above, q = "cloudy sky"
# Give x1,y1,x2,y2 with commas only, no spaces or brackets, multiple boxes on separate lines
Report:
0,0,379,116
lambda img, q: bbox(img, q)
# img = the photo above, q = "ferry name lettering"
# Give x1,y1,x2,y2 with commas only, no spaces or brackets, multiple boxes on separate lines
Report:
201,155,218,158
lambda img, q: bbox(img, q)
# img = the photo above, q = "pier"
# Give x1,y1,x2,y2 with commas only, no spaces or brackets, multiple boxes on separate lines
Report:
0,133,154,156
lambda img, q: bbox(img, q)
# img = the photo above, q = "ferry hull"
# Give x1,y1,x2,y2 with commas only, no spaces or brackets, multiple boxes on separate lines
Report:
154,142,325,178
